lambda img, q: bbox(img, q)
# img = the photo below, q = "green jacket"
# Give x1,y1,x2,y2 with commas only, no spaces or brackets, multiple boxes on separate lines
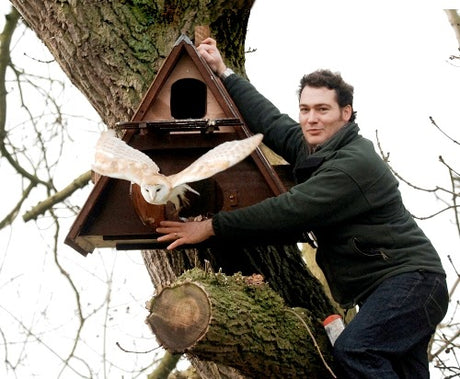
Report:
212,74,445,308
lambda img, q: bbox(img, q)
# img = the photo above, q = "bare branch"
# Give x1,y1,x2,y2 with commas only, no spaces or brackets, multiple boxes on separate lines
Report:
22,170,91,222
412,204,460,220
0,8,20,140
439,156,460,239
0,181,35,229
430,117,460,146
0,303,90,377
47,212,89,378
375,130,455,197
430,328,460,361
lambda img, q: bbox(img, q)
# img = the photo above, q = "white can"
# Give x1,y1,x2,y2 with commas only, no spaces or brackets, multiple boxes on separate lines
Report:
323,314,345,346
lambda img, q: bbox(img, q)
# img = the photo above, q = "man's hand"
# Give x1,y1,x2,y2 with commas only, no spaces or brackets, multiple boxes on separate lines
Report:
197,38,227,76
156,219,215,250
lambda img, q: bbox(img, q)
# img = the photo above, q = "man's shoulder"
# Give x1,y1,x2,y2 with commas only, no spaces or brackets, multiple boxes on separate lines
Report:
325,135,389,178
333,134,379,161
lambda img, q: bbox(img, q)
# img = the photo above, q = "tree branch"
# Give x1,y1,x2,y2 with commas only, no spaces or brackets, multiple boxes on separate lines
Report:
146,268,336,378
0,181,35,229
445,10,460,49
375,130,456,197
22,170,91,222
147,351,182,379
429,117,460,146
429,328,460,361
0,7,20,141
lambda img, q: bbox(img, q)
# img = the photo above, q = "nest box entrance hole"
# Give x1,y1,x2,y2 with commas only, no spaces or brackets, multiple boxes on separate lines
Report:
170,78,207,119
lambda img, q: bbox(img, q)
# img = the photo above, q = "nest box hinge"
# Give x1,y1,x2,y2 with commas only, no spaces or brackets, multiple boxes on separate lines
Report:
228,190,239,208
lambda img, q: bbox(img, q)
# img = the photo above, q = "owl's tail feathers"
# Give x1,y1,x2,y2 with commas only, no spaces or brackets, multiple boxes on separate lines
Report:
184,184,200,196
168,184,200,210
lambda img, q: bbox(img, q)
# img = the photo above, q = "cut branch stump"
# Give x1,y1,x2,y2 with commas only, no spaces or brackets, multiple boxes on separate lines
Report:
146,269,336,378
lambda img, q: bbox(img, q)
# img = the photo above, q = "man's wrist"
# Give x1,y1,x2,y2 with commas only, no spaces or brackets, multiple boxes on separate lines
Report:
219,67,234,80
205,218,215,237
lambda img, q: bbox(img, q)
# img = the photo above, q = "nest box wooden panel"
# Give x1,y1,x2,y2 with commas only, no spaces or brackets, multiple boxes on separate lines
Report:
65,35,293,256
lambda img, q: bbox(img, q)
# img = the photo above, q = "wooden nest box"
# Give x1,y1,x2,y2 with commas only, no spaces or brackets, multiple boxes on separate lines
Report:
65,35,292,256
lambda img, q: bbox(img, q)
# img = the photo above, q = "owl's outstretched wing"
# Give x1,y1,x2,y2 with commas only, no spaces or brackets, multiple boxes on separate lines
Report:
168,133,263,188
92,129,160,184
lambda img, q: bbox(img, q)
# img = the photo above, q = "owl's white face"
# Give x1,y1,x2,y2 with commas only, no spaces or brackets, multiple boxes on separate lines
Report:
140,183,171,204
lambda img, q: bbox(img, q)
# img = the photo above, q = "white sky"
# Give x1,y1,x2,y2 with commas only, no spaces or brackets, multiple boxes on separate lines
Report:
0,2,459,378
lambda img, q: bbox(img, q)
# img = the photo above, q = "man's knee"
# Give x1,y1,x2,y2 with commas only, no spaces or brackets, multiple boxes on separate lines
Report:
333,331,361,363
333,334,398,378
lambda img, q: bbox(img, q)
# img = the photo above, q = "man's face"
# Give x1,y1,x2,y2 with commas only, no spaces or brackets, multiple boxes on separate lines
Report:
298,86,352,148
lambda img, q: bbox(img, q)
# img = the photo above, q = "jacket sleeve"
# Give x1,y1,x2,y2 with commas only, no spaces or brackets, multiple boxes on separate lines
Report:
212,166,371,241
223,74,306,165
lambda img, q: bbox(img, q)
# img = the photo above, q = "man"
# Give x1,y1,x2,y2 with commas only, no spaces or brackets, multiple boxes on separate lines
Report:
157,38,448,378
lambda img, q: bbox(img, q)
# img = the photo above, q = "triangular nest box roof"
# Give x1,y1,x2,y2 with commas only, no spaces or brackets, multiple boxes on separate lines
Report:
65,35,293,256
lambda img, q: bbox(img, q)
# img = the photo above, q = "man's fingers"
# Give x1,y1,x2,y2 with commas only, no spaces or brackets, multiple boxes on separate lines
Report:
156,233,175,241
156,221,182,233
166,238,185,250
156,221,187,248
199,37,216,46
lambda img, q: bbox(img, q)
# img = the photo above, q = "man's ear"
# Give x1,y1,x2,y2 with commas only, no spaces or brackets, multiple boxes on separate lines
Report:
342,104,353,122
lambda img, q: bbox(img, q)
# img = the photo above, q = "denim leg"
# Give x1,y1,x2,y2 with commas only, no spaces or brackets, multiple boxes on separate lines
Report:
392,334,432,378
333,271,448,379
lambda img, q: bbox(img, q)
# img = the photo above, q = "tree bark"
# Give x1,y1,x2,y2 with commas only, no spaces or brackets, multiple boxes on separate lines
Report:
146,269,336,378
445,10,460,48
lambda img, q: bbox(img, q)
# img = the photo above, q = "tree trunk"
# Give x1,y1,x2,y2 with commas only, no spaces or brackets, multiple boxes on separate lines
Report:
10,1,340,377
146,268,336,378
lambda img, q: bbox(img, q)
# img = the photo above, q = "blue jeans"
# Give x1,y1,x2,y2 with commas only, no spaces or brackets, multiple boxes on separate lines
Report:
333,271,448,378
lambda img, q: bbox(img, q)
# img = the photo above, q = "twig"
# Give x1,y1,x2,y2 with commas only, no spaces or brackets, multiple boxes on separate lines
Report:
412,205,460,220
430,329,460,361
48,211,89,379
286,309,337,378
0,303,87,377
429,117,460,146
115,342,161,354
0,181,35,229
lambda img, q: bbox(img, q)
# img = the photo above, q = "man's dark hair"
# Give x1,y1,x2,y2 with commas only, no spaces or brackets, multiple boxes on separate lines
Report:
298,69,357,122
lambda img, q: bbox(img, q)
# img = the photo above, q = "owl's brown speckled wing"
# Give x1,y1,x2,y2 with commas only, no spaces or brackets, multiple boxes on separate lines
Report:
92,130,263,193
92,129,160,184
168,133,263,188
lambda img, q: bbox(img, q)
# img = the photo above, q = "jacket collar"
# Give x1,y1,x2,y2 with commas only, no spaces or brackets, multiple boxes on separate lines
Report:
294,122,359,182
312,122,359,156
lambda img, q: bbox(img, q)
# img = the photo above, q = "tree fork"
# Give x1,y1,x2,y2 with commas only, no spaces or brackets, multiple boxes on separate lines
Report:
146,268,337,378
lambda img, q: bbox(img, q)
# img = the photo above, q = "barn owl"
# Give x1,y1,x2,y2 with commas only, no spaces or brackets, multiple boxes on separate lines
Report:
92,129,263,209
